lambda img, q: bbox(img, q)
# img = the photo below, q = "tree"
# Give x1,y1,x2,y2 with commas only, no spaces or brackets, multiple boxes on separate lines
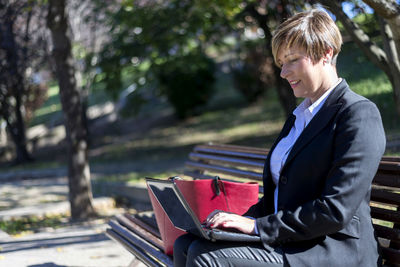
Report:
0,0,37,164
318,0,400,116
238,0,300,116
91,0,299,118
47,0,96,220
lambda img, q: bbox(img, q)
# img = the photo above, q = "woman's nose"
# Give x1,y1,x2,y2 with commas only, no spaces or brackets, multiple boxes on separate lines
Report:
280,65,289,79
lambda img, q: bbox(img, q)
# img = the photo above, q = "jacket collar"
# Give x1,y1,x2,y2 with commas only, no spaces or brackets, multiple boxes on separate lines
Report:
281,79,348,170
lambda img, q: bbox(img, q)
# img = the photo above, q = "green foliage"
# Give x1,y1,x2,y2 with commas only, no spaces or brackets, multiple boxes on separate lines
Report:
338,41,399,132
0,214,67,235
92,0,241,117
153,51,216,118
337,11,379,37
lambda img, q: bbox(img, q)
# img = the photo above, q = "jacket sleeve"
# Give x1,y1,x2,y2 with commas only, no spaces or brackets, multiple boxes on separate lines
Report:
255,100,386,246
243,196,266,218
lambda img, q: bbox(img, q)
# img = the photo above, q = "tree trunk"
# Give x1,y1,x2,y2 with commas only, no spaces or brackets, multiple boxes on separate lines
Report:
378,16,400,116
0,3,32,164
243,2,296,116
319,0,400,117
47,0,96,220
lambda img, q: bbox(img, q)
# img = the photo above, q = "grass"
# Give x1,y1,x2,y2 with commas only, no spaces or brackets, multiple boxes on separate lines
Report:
3,40,398,175
29,84,111,127
0,214,68,236
338,42,400,134
29,85,63,127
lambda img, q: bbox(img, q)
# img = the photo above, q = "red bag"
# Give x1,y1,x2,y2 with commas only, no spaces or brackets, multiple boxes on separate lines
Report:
147,177,259,255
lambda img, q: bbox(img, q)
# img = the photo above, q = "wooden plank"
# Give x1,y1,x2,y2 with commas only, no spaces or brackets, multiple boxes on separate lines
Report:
126,213,161,239
108,220,173,267
378,161,400,172
374,224,400,242
381,156,400,163
183,170,216,180
185,161,263,180
117,214,164,250
371,189,400,206
193,146,267,160
195,143,268,155
373,174,400,188
189,152,265,168
371,206,400,224
106,229,162,267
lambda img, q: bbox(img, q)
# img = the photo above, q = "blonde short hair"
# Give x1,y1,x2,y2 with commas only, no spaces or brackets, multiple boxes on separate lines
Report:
272,9,342,66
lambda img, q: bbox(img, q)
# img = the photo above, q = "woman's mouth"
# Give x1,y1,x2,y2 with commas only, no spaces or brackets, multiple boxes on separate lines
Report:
289,80,300,88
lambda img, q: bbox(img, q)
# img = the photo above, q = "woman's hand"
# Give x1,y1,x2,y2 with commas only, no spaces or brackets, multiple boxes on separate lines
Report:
204,209,256,235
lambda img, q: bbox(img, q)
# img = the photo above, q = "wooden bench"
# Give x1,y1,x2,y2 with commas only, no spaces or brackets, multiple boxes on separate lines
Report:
106,143,400,267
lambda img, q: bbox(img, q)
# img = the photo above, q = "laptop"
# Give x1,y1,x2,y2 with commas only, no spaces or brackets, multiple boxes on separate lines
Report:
146,177,260,242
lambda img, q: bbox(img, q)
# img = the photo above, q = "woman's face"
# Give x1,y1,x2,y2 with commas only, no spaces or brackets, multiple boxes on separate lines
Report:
276,46,330,103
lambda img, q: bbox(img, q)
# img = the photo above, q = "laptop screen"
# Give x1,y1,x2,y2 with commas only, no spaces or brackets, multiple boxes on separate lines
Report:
146,179,203,236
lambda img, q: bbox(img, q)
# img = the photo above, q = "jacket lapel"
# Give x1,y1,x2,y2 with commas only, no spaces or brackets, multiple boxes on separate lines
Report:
262,114,296,214
263,114,296,177
282,79,349,169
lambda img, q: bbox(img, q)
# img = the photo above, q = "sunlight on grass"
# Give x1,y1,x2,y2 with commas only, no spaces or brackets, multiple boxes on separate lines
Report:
34,103,61,117
350,75,392,97
102,110,283,157
0,214,68,236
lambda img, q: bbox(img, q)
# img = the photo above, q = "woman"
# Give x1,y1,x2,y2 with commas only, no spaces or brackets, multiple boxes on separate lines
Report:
174,9,386,267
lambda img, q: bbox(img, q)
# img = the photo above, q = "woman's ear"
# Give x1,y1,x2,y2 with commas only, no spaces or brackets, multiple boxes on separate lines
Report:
323,48,334,65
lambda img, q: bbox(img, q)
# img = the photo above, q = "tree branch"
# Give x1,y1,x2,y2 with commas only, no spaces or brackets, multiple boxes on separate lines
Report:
362,0,400,19
363,0,400,59
319,0,391,77
377,15,400,115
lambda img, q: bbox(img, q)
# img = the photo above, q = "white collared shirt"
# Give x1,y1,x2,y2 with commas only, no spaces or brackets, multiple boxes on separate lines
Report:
269,78,342,214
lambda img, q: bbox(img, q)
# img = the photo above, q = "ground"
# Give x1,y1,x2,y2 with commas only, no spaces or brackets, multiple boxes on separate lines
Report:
0,176,144,267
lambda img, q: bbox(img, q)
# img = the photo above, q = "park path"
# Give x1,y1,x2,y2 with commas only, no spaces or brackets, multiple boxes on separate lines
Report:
0,175,144,267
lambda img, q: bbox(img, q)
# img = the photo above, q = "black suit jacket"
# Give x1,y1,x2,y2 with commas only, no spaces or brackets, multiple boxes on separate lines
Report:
244,80,386,266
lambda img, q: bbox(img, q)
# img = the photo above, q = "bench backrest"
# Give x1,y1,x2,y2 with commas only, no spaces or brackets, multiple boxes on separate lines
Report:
184,143,400,266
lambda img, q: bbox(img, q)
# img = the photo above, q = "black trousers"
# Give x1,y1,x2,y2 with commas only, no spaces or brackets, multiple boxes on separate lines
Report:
173,234,284,267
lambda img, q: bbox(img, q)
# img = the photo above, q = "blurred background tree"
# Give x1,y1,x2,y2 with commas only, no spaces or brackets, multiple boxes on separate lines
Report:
47,0,96,220
318,0,400,117
0,0,48,164
91,0,302,118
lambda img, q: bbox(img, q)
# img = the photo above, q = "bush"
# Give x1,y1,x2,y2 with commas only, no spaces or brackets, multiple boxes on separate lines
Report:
154,51,216,119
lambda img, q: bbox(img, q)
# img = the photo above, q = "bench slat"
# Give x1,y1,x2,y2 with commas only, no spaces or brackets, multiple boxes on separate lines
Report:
116,214,164,250
126,213,161,239
107,220,173,267
371,189,400,206
106,229,162,267
194,147,267,160
374,224,400,242
371,207,400,224
378,161,400,172
183,170,217,180
185,161,263,180
195,143,268,155
373,173,400,188
189,152,265,168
